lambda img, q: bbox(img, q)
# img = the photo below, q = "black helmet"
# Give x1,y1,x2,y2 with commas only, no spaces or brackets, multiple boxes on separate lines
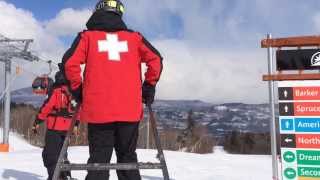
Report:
95,0,125,17
55,71,67,85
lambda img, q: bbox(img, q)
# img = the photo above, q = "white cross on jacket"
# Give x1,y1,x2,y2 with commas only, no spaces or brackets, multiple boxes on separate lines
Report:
98,34,128,61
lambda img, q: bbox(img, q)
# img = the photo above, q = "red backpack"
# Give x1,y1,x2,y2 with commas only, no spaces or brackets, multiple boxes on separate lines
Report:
50,86,75,118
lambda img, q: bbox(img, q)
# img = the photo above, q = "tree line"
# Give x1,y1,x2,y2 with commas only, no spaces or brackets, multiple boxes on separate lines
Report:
0,103,274,154
0,103,216,154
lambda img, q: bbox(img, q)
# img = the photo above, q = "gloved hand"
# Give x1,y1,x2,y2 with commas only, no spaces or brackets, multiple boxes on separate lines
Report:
142,81,156,105
31,119,41,134
71,85,82,104
70,99,78,112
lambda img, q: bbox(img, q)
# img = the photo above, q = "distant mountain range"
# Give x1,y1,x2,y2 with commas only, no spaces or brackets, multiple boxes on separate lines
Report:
153,101,271,138
11,87,46,107
11,87,272,139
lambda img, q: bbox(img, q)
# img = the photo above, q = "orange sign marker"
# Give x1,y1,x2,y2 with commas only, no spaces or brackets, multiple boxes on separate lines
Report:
0,144,9,152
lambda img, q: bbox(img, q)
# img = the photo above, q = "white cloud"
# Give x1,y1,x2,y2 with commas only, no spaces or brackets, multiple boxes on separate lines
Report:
0,1,64,59
1,0,320,103
0,2,58,91
154,39,268,103
124,0,320,103
126,0,319,46
123,0,272,103
0,2,88,91
313,13,320,32
45,8,91,36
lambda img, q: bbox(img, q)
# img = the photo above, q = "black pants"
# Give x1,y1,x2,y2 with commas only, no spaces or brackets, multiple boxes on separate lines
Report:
85,122,141,180
42,130,71,180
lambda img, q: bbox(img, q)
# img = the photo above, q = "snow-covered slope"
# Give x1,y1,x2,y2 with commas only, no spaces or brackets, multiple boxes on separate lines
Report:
0,134,272,180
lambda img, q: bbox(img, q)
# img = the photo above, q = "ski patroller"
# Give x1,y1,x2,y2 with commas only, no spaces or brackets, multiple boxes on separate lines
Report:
52,104,170,180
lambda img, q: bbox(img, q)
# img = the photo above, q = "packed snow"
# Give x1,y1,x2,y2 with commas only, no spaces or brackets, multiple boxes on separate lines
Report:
0,133,273,180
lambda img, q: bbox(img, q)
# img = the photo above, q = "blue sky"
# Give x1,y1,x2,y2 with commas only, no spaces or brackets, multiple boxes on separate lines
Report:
6,0,320,48
6,0,184,43
2,0,320,103
7,0,95,20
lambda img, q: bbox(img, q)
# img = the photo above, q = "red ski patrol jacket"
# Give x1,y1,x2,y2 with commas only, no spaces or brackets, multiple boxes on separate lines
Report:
62,12,163,123
37,85,77,131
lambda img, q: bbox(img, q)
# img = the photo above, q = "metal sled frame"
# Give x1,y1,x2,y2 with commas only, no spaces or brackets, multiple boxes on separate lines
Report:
52,104,170,180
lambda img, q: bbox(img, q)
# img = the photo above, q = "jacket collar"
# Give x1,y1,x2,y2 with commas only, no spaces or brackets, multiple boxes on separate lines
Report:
86,10,127,31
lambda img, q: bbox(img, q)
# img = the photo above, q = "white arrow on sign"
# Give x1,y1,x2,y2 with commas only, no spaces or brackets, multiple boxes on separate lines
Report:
285,105,289,113
287,171,295,175
284,90,288,98
285,154,294,159
285,121,290,129
285,138,293,143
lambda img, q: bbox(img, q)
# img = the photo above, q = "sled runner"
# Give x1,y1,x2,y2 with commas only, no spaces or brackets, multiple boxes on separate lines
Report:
52,104,170,180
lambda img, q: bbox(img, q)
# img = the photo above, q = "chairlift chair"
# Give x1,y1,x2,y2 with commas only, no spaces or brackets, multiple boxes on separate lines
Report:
31,60,54,95
32,75,54,95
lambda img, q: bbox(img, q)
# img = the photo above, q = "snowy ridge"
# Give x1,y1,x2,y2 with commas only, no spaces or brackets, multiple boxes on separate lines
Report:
0,133,272,180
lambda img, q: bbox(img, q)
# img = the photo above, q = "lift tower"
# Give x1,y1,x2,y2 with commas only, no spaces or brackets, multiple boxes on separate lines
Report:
0,34,39,152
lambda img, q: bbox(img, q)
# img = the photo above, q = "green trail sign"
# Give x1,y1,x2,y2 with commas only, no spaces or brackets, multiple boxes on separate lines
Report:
278,81,320,180
298,167,320,178
297,150,320,166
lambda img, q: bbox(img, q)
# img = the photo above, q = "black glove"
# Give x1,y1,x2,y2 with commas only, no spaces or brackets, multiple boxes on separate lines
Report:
75,120,80,127
71,85,82,104
142,81,156,105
